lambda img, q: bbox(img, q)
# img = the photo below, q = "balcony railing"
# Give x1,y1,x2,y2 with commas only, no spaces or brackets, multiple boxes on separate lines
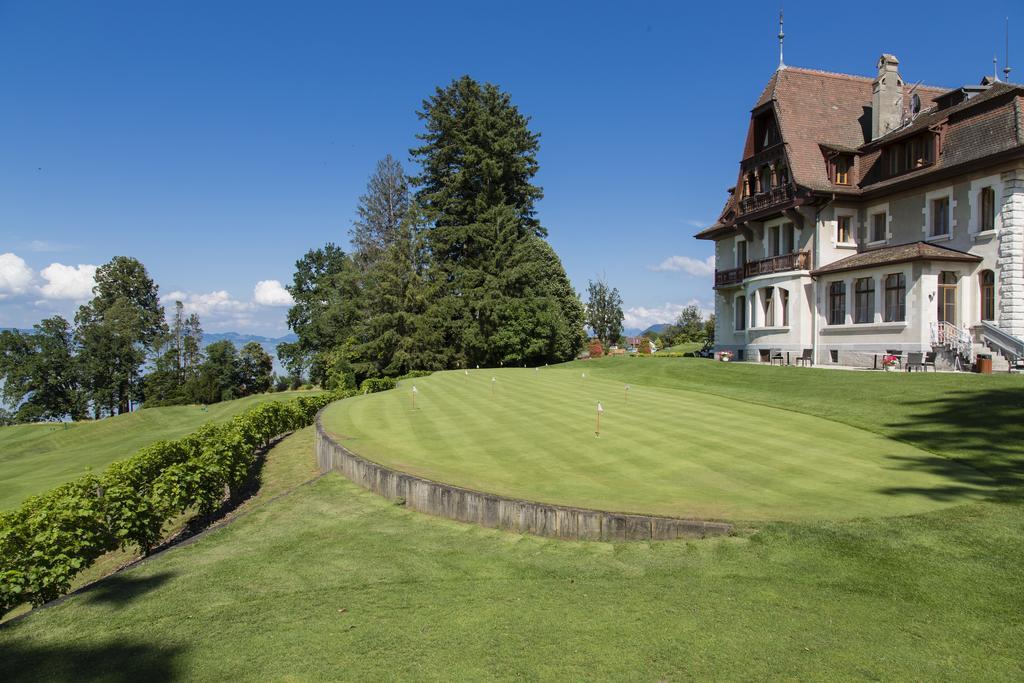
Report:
714,251,811,287
715,267,744,287
738,182,795,216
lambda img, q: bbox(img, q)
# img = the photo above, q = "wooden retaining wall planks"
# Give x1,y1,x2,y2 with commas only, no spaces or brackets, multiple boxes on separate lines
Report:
315,411,732,542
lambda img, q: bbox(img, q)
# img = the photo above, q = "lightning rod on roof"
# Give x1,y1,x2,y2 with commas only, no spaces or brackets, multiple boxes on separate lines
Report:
777,8,786,70
1005,17,1013,82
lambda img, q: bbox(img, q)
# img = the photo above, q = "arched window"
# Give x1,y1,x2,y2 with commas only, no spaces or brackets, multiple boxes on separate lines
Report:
938,271,958,324
980,270,995,321
763,287,775,326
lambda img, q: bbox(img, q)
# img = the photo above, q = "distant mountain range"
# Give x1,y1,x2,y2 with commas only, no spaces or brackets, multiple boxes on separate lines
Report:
622,323,671,337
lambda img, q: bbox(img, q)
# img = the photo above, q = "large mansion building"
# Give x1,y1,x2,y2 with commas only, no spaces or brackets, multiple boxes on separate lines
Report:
697,54,1024,368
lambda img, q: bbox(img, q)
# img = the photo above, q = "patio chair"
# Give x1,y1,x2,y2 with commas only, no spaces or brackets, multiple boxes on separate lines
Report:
770,348,786,366
905,352,925,372
923,351,937,372
794,348,813,367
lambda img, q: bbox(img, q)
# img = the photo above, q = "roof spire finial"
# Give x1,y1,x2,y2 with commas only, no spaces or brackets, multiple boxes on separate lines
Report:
777,8,786,70
1005,17,1013,82
994,54,1000,81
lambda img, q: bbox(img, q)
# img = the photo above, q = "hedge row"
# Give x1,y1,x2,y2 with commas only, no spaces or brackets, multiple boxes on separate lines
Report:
0,381,394,617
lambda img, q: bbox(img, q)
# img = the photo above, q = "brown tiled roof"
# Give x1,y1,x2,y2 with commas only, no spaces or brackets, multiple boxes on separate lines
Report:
859,86,1024,192
811,241,981,276
767,67,945,193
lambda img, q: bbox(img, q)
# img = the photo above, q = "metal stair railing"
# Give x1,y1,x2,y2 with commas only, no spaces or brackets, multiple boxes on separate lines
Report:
930,321,975,366
977,321,1024,363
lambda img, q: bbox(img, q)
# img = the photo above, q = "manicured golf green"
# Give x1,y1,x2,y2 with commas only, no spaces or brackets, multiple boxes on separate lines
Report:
0,390,321,510
320,364,995,522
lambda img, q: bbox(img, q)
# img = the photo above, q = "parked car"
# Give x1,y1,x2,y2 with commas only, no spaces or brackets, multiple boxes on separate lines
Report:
695,340,714,358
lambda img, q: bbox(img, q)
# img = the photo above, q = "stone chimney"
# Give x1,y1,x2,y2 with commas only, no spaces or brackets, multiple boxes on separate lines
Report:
872,54,904,140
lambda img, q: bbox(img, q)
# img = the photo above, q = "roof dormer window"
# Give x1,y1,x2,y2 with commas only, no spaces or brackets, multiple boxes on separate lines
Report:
754,112,781,153
833,155,852,185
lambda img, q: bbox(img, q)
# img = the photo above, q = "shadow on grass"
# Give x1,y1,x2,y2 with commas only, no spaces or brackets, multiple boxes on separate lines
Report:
883,388,1024,500
0,639,184,682
79,571,174,606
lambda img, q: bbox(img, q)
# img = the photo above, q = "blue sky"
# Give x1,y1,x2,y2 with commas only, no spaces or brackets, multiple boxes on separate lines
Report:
1,0,1020,334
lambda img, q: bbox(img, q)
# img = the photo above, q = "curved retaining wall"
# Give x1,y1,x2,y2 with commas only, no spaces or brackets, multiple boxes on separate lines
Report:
315,413,732,541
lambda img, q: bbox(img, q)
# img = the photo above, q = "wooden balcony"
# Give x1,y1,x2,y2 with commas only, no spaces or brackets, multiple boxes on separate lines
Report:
738,182,795,216
715,267,744,287
714,251,811,288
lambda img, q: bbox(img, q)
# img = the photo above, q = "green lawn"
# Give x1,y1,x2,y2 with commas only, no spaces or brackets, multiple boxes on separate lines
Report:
0,390,321,510
661,341,702,354
2,359,1022,680
320,363,997,521
1,428,1020,680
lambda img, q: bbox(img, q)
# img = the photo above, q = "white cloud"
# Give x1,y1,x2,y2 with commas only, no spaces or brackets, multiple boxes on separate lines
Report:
649,255,715,277
39,263,97,300
0,253,34,299
623,299,713,330
253,279,293,307
163,290,255,318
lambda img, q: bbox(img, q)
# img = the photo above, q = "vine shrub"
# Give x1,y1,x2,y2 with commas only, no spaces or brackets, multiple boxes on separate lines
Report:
0,385,389,617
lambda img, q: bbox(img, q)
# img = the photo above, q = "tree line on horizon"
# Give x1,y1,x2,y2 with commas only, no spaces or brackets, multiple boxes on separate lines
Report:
0,262,276,424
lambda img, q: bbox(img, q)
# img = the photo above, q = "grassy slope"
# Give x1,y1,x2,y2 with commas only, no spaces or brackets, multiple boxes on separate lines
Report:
661,341,702,354
321,365,992,521
1,451,1020,680
0,390,320,510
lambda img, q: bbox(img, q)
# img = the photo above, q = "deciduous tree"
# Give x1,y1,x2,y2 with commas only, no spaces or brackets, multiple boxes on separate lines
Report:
75,257,165,416
585,279,624,350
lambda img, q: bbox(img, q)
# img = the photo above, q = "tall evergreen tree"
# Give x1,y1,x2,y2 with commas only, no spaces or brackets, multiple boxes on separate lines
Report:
349,154,410,272
410,75,581,367
356,206,442,376
585,279,624,350
144,303,205,406
75,257,165,416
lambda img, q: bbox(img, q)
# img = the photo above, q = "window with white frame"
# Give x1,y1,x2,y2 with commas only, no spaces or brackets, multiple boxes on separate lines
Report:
931,196,950,237
735,295,746,330
923,187,955,239
869,209,887,243
837,215,852,243
828,282,846,325
854,277,875,323
782,222,795,253
969,175,1002,235
884,273,906,322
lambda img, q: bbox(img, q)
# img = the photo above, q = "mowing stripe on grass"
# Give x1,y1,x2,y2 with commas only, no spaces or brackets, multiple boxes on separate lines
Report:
321,368,994,522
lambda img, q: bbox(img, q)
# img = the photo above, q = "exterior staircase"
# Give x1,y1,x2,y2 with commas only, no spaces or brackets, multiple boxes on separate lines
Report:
930,321,975,371
974,321,1024,373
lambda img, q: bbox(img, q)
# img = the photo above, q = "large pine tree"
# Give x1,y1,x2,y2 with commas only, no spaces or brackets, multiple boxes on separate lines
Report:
410,75,582,367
